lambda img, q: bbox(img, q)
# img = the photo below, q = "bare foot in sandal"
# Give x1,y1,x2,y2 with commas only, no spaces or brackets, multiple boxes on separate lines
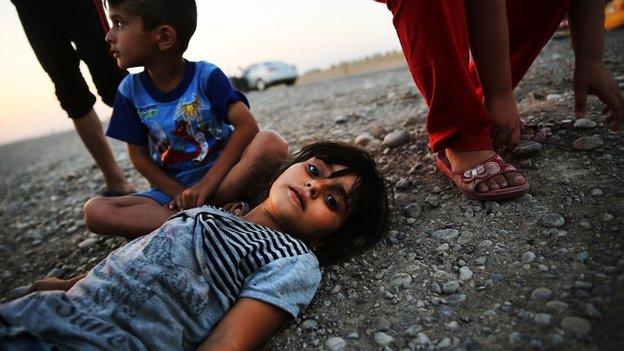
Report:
445,149,525,194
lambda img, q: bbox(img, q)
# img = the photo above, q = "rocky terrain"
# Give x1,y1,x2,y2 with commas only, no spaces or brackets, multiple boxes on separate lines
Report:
1,30,623,350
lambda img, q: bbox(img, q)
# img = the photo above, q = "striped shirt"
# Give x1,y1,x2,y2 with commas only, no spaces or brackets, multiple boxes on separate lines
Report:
0,206,321,351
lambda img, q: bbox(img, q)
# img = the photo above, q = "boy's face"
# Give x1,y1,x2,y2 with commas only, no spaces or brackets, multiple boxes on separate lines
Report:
265,158,356,242
105,6,156,69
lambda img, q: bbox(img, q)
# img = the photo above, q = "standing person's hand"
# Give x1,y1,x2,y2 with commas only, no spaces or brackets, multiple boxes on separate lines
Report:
485,92,522,152
573,60,624,131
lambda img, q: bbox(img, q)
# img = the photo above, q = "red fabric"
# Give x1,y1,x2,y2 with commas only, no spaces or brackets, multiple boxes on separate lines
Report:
381,0,571,152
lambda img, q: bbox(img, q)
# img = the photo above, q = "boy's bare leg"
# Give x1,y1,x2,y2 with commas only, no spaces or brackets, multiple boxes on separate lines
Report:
73,109,135,195
209,131,288,206
83,195,174,238
448,0,525,193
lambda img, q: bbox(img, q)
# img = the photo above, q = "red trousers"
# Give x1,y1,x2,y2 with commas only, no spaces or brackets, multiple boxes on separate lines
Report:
379,0,571,152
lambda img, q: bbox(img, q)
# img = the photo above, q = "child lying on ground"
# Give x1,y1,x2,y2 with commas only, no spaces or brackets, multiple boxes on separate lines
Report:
0,142,390,351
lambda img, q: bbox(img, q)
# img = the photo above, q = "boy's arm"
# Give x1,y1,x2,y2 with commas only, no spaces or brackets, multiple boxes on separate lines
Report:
196,298,287,351
174,101,259,210
569,0,623,130
28,273,87,293
128,144,185,198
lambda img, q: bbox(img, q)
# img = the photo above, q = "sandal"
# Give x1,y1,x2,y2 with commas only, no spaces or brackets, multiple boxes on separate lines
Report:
222,201,251,217
435,152,529,201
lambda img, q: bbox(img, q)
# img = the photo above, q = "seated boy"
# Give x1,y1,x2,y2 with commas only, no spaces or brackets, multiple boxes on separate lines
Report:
83,0,287,238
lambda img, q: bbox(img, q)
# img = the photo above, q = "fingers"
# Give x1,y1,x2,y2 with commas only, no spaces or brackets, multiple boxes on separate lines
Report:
596,89,624,131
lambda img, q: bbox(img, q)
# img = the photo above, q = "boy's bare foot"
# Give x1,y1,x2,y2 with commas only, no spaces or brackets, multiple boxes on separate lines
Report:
445,149,525,193
104,177,135,196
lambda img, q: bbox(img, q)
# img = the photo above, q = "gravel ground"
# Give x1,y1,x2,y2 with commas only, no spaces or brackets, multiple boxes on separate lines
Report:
1,29,623,350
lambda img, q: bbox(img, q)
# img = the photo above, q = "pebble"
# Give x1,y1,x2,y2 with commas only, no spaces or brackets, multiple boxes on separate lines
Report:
383,130,411,148
424,195,440,207
534,313,552,325
438,337,452,348
522,251,537,263
437,243,450,252
392,273,413,288
583,303,602,319
459,266,473,281
446,321,459,331
573,118,597,129
509,331,523,344
432,229,459,242
476,256,487,265
577,251,590,262
531,287,554,302
546,93,562,103
590,188,603,197
374,332,395,346
325,337,346,351
512,141,543,159
301,319,318,330
442,280,460,294
546,300,569,313
560,317,591,336
479,240,493,248
602,213,614,222
405,324,423,337
403,203,422,218
432,283,442,294
572,136,604,151
541,213,565,228
46,267,64,278
354,133,374,147
395,178,410,190
334,115,348,124
78,238,99,249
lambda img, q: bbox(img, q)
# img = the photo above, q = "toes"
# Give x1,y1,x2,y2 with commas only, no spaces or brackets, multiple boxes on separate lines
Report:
505,172,525,186
477,182,490,193
486,178,501,191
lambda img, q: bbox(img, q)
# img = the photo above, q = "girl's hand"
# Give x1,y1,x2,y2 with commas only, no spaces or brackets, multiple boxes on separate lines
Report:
29,277,72,292
574,60,624,131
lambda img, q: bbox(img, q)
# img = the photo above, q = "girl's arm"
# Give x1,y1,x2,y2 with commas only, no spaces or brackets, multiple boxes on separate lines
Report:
28,273,88,293
174,101,259,210
568,0,624,129
197,297,287,351
128,143,185,198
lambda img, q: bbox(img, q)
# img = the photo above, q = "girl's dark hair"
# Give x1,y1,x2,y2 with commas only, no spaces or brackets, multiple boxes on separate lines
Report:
106,0,197,52
275,142,391,266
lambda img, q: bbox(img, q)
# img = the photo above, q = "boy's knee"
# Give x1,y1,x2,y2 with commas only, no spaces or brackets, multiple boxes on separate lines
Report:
255,131,288,159
83,197,110,232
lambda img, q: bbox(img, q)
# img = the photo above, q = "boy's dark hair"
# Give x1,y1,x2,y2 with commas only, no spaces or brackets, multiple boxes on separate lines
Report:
275,142,392,266
106,0,197,52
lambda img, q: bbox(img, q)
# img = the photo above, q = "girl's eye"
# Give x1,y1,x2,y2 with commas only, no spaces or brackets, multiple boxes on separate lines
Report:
326,193,338,211
307,164,320,178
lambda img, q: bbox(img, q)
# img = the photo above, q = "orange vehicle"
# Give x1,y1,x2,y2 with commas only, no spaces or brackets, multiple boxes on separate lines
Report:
605,0,624,30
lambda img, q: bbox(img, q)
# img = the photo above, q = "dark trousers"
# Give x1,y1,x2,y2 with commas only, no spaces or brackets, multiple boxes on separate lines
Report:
12,0,126,119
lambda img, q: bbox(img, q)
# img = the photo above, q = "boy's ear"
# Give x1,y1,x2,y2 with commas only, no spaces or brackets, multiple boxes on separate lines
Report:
154,25,178,51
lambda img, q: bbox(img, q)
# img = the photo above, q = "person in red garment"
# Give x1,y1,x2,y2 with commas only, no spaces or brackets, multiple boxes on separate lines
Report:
376,0,624,200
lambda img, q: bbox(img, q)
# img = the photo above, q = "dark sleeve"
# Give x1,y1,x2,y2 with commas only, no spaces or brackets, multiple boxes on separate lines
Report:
106,91,149,146
205,67,250,123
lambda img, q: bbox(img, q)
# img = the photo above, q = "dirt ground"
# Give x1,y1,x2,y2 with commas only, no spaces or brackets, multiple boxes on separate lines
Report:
0,29,623,350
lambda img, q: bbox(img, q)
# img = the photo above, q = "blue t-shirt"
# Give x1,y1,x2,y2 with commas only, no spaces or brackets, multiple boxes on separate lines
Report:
0,207,321,350
106,61,249,172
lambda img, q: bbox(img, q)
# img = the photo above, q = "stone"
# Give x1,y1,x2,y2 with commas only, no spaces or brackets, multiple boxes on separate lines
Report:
393,273,413,288
437,243,450,252
531,287,554,301
383,130,411,148
583,303,602,319
301,319,318,330
573,118,597,129
405,324,423,337
546,93,562,103
403,203,422,219
78,237,99,249
459,266,473,281
438,337,452,348
590,188,603,197
577,251,590,263
546,300,569,313
325,337,346,351
354,133,374,147
334,115,348,124
395,178,410,190
432,229,459,242
446,321,459,331
512,141,543,159
374,332,395,346
534,313,552,325
541,213,565,228
572,136,604,151
443,280,460,294
424,195,440,207
561,317,591,336
522,251,537,263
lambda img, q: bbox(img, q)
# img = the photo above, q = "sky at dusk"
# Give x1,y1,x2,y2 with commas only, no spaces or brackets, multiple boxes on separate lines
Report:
0,0,401,145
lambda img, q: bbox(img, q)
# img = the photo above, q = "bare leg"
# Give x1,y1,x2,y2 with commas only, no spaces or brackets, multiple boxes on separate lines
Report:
73,109,135,194
448,0,525,193
83,195,174,238
209,131,288,205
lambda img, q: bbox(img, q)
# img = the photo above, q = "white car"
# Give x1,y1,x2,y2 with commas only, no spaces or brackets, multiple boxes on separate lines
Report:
240,61,298,91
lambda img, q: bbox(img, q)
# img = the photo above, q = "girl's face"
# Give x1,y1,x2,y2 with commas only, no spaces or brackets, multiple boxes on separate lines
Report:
265,157,357,241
